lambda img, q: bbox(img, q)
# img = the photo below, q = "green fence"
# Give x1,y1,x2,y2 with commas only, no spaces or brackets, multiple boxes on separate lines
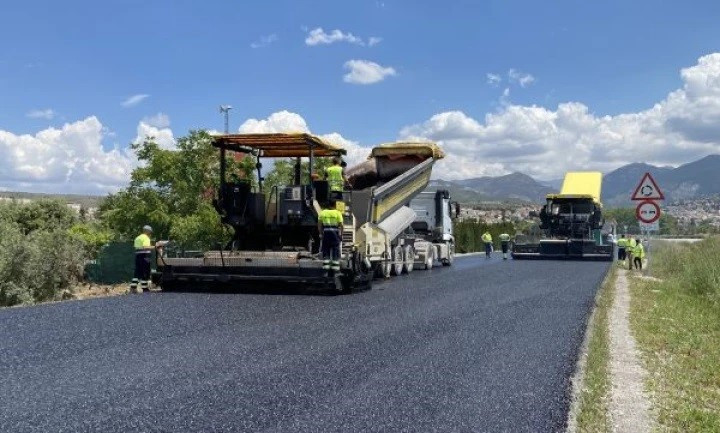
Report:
85,242,156,284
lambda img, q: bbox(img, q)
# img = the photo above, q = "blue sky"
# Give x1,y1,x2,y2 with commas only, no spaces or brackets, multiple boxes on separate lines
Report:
2,0,720,193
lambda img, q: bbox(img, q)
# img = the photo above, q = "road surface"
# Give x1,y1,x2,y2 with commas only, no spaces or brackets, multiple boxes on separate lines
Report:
0,255,609,433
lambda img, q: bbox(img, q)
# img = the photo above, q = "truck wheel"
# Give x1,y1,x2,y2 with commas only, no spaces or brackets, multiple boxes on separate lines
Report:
424,248,434,270
402,245,415,274
374,261,392,279
391,245,404,276
442,248,454,266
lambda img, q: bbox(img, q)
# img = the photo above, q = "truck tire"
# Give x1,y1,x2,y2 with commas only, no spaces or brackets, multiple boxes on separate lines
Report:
402,245,415,274
442,246,454,266
391,245,404,276
424,248,435,270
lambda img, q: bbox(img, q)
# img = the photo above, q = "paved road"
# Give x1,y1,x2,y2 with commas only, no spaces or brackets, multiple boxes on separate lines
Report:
1,255,608,433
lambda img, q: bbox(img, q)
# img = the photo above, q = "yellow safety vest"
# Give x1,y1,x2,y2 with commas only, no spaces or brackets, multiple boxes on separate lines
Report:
134,233,151,250
319,209,343,227
634,243,646,259
325,165,344,192
617,238,627,248
482,233,493,243
499,233,510,242
628,238,637,249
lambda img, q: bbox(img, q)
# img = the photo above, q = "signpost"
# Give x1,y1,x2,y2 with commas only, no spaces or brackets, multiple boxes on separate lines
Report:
632,173,664,250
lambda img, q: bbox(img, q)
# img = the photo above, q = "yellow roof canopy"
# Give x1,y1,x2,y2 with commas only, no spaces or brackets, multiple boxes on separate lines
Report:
212,133,346,158
547,171,603,203
370,141,445,159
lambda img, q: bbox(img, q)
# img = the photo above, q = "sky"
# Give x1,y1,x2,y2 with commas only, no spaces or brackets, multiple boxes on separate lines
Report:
2,0,720,194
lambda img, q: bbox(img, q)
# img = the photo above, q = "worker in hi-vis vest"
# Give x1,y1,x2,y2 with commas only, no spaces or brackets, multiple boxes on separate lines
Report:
131,225,154,293
632,238,645,271
499,233,511,260
318,199,344,271
617,234,628,262
481,231,493,258
324,157,346,200
626,237,637,270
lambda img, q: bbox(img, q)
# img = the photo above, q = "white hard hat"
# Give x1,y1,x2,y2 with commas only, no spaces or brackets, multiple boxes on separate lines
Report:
143,225,153,233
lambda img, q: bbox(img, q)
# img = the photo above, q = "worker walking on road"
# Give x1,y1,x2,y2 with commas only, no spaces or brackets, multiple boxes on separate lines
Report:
481,231,493,259
626,236,637,270
324,157,347,200
617,234,627,263
319,200,344,271
131,225,154,293
499,233,511,260
633,238,645,270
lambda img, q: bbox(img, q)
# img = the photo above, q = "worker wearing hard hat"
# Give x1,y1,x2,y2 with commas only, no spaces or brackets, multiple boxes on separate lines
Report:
131,225,154,293
318,199,344,271
324,157,347,200
481,231,493,259
499,233,511,260
632,238,645,270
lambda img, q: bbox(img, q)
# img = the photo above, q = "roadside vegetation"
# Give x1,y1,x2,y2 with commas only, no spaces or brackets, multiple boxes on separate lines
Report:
0,199,112,306
572,267,615,433
630,238,720,432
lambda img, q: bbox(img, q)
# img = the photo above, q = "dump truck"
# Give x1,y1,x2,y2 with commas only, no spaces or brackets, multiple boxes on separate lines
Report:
512,171,614,261
408,189,457,269
154,133,444,293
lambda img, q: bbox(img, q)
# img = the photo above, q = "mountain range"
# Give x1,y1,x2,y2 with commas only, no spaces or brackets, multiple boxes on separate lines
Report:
436,154,720,206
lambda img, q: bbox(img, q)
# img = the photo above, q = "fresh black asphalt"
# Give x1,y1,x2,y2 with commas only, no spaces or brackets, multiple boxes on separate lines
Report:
0,255,609,433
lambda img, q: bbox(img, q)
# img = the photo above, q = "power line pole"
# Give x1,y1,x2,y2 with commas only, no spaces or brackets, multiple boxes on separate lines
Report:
219,105,232,133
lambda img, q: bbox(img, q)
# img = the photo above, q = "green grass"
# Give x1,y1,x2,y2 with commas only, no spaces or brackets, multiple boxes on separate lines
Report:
574,266,616,433
630,238,720,432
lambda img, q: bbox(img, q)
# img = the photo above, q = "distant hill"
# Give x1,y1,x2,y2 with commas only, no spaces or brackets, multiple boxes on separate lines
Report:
437,154,720,206
0,191,103,208
602,155,720,206
432,172,554,204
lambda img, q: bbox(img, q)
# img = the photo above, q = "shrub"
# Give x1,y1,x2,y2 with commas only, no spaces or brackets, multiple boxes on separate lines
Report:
0,220,87,307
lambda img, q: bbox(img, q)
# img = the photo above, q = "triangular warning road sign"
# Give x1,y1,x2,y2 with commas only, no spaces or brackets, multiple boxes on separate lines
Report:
631,172,665,201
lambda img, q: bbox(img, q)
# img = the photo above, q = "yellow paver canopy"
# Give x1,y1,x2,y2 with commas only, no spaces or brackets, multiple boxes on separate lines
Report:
547,171,603,203
212,133,346,158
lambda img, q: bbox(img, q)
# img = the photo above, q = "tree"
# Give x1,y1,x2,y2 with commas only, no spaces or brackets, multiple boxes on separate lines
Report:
97,130,241,248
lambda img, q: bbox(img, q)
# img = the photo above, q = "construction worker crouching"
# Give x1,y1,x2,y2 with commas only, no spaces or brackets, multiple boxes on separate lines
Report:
319,199,344,271
481,231,493,258
499,233,511,260
131,225,154,293
325,157,347,201
632,238,645,270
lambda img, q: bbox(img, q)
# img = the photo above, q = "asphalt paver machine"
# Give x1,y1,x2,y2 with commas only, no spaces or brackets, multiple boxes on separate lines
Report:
155,133,444,293
512,171,614,261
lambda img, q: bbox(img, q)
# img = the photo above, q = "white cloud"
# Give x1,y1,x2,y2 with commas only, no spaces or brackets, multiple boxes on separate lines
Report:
26,109,55,120
238,111,368,167
305,27,363,46
134,113,175,149
250,34,278,49
486,73,501,86
343,59,397,85
142,112,171,129
0,117,136,194
304,27,381,47
508,69,535,87
239,110,310,134
400,53,720,181
121,94,149,108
